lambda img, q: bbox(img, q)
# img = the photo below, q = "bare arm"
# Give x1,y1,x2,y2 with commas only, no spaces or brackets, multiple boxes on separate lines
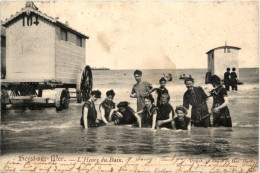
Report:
152,112,157,129
157,111,173,128
134,113,142,127
213,97,228,112
108,109,117,121
206,98,212,114
187,123,191,131
100,107,108,124
83,107,88,129
148,88,157,94
130,93,137,98
172,121,176,130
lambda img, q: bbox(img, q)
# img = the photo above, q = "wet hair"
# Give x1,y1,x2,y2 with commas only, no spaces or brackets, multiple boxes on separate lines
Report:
144,94,154,104
175,105,187,115
134,70,142,76
226,67,230,71
90,90,101,98
106,90,115,97
161,93,170,101
211,75,221,85
184,77,194,84
159,77,166,83
232,67,236,71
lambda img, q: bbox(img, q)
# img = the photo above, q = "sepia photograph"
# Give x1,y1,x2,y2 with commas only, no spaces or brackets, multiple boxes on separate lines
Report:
0,1,259,172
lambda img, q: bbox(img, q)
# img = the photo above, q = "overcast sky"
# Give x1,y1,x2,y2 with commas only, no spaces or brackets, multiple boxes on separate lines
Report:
1,1,258,69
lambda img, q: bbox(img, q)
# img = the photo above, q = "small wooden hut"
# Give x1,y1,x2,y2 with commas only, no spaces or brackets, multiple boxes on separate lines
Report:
205,45,241,84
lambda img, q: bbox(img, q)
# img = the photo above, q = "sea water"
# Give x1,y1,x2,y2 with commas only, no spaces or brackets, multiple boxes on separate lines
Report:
1,68,258,158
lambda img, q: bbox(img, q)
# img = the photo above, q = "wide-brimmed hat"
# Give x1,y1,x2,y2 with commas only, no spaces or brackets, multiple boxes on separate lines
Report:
210,75,221,84
117,101,129,108
175,105,187,115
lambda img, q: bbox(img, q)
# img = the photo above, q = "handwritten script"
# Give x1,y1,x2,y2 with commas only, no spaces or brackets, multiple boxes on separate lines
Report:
0,155,258,173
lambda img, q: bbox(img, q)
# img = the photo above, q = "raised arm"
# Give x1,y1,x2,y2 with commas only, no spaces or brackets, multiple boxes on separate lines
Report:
148,88,158,94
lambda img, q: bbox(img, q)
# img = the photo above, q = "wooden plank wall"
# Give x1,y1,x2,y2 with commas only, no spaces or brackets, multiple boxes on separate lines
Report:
5,16,56,82
55,26,86,85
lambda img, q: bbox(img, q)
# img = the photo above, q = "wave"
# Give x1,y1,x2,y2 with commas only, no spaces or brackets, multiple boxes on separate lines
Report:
0,122,75,133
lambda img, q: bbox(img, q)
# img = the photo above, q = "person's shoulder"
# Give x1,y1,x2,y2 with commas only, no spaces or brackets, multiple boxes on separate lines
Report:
183,90,189,97
112,101,116,106
152,105,158,111
167,103,173,109
84,101,92,107
173,117,179,121
185,116,191,121
126,106,135,112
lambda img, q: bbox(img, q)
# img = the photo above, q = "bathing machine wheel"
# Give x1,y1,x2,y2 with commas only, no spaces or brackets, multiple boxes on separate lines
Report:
76,65,93,103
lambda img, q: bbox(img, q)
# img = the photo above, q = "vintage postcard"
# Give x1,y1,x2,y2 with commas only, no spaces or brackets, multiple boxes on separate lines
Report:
0,1,259,173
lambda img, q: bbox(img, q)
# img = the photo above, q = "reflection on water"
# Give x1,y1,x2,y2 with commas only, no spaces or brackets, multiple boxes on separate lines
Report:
0,103,258,158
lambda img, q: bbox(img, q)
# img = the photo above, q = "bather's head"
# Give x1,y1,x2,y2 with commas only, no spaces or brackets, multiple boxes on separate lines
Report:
134,70,142,83
106,90,115,102
184,77,194,90
175,106,187,121
144,95,154,108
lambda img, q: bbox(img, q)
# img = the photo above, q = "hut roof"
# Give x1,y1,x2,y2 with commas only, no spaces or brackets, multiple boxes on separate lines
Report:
2,1,89,39
206,46,241,54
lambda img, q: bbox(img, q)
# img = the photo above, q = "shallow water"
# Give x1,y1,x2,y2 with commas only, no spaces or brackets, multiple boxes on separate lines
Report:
1,68,258,158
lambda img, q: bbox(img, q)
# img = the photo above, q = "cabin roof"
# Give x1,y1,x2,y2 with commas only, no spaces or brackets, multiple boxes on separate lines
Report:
1,2,89,39
206,46,241,54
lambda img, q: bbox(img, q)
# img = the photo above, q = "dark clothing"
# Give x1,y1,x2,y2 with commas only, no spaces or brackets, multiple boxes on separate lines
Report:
157,103,174,120
210,85,232,127
155,87,169,106
80,100,98,128
173,117,191,130
157,103,174,129
141,104,158,127
113,106,137,125
230,72,238,91
160,122,173,129
224,72,230,91
183,87,210,127
99,99,115,121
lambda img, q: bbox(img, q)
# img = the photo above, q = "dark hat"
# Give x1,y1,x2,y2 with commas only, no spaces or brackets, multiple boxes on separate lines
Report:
159,77,166,83
226,67,230,71
175,105,187,115
134,70,142,76
91,90,101,98
117,101,129,108
210,75,221,84
106,90,115,97
232,67,236,71
184,77,194,84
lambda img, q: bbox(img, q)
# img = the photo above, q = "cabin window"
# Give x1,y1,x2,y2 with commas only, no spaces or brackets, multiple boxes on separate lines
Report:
60,28,68,41
27,15,33,26
23,14,39,26
77,36,82,47
1,36,6,47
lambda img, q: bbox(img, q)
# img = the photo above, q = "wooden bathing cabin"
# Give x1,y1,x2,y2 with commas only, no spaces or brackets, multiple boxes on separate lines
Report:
205,44,241,84
1,2,92,111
